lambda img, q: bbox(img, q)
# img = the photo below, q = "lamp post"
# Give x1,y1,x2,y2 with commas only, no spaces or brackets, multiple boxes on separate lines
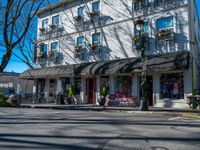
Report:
135,18,148,111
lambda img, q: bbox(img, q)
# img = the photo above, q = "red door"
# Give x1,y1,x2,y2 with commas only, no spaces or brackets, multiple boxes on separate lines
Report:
86,78,96,104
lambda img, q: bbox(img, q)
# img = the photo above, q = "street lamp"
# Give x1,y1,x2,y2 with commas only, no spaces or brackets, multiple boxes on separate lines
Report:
134,17,148,111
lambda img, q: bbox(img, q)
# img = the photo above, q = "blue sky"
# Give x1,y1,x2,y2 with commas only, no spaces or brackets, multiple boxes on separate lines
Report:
2,0,200,73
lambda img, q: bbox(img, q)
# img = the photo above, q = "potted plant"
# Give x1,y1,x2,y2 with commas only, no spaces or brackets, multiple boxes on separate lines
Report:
99,83,109,106
67,85,75,105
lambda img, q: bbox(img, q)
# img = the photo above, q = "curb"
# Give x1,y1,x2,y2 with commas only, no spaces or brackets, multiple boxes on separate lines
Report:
19,104,200,117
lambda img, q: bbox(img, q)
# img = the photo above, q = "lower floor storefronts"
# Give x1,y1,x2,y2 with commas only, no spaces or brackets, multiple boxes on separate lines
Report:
20,51,199,108
27,71,194,108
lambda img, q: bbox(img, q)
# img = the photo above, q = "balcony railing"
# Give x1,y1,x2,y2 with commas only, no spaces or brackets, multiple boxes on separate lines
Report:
133,0,186,15
74,45,84,60
38,25,64,41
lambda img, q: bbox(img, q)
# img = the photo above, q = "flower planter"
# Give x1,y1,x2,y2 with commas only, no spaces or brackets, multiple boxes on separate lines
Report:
90,44,98,50
157,29,173,40
74,45,82,52
89,12,99,17
37,51,44,58
133,0,141,3
48,50,54,57
49,24,57,29
75,15,83,21
39,28,46,34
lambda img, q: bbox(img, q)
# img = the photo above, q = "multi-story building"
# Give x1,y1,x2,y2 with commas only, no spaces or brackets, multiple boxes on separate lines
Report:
21,0,200,108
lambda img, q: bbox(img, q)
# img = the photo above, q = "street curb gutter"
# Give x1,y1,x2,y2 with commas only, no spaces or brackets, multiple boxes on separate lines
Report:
20,105,200,117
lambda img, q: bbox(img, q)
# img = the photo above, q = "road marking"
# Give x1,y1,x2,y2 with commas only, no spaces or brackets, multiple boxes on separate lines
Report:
182,114,200,119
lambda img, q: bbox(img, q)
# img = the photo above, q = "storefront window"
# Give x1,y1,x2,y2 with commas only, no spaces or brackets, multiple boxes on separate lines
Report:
74,78,81,95
160,73,184,99
62,78,70,95
115,75,132,96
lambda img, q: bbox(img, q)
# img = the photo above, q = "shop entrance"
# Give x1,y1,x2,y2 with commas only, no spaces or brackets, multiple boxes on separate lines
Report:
86,78,96,104
139,76,153,106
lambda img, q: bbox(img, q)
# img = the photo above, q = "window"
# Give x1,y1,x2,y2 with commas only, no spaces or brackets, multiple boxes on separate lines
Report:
40,43,48,57
77,6,84,16
133,0,149,11
115,76,132,96
92,32,100,44
92,1,100,12
52,15,59,26
160,73,184,99
77,36,84,46
42,19,48,28
51,42,58,51
157,17,173,30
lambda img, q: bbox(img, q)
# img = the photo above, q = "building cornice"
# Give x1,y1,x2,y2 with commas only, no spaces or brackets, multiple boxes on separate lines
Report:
37,0,75,16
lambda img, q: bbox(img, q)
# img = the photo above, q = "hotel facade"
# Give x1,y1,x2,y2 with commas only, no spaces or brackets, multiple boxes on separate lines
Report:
21,0,200,108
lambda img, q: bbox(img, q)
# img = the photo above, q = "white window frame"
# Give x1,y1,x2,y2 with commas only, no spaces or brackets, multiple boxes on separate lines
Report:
50,41,59,52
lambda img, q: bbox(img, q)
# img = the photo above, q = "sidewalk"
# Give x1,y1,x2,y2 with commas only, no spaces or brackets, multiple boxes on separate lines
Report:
20,104,200,117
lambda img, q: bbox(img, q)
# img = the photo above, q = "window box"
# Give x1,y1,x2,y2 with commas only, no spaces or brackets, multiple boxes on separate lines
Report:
133,0,141,3
39,28,46,34
157,29,173,40
37,51,44,58
74,15,83,21
49,24,57,29
90,43,99,50
74,45,83,52
48,50,54,57
89,11,99,17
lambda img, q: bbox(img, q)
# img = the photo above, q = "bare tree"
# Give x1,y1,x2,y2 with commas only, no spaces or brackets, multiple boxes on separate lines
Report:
0,0,45,73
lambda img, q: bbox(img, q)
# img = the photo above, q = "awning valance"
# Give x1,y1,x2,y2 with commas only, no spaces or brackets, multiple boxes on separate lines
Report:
20,51,189,79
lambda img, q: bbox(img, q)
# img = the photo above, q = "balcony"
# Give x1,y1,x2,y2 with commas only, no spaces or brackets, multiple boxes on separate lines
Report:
74,45,84,60
38,25,64,41
156,29,175,52
133,0,186,16
89,43,101,58
89,11,101,27
36,50,47,64
47,50,59,63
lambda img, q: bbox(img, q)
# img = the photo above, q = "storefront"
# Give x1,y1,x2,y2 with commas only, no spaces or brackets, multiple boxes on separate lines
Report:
20,51,192,108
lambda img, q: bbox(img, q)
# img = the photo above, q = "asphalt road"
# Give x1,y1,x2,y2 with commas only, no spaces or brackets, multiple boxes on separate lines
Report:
0,108,200,150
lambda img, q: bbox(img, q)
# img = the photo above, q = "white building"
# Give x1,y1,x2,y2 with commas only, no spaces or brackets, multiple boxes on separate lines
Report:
21,0,200,108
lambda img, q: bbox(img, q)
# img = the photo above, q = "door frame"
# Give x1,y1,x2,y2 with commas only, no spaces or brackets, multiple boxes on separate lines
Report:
86,77,96,104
